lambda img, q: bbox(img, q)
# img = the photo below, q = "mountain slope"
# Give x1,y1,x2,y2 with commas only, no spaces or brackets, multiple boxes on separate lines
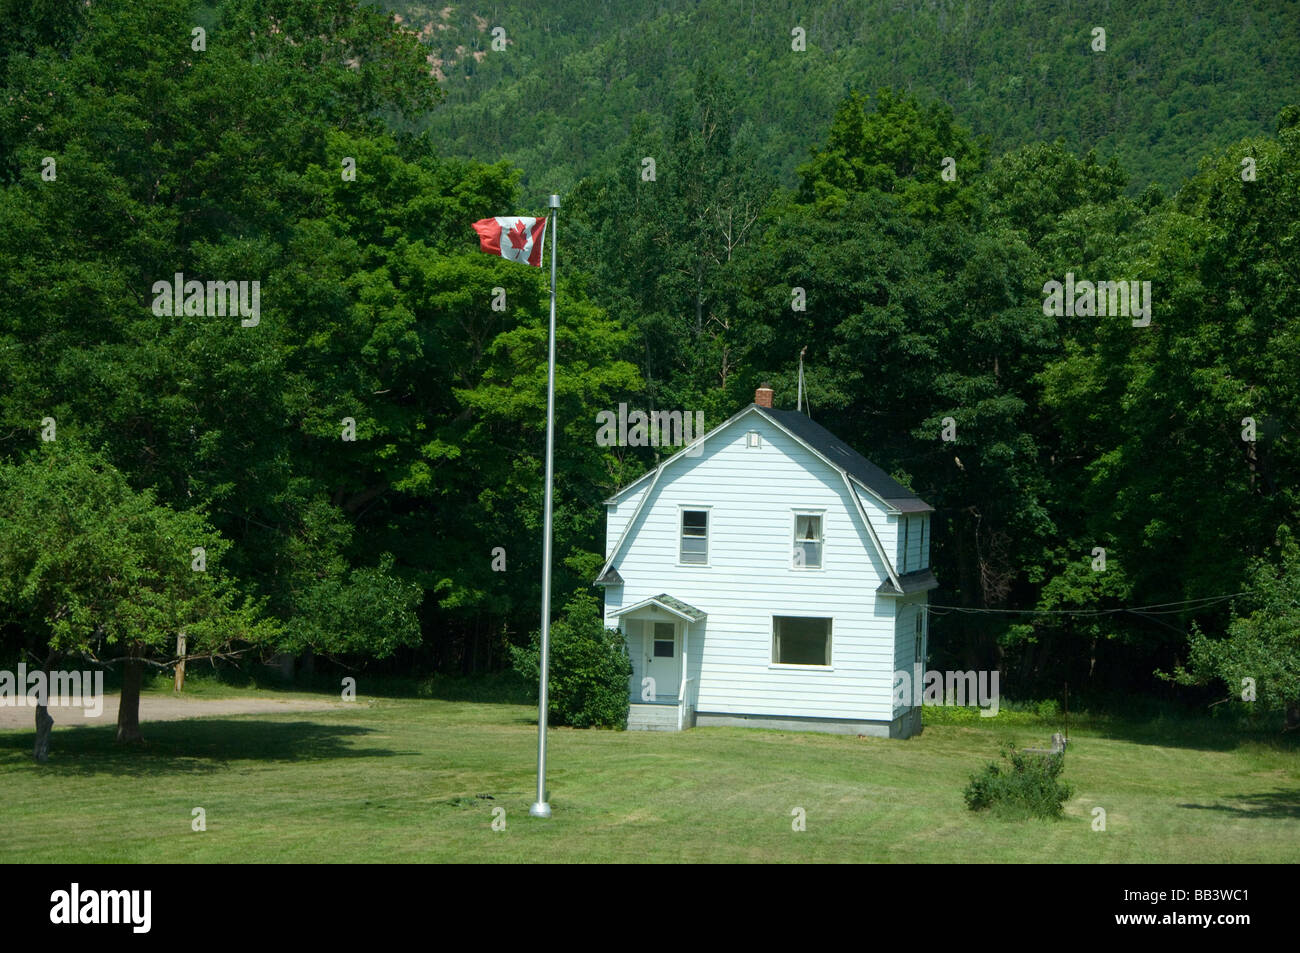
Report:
382,0,1300,193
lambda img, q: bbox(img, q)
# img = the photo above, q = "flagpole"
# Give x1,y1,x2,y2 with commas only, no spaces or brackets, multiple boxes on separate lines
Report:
530,194,560,820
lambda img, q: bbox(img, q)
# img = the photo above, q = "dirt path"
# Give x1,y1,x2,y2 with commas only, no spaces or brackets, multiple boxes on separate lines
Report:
0,693,348,731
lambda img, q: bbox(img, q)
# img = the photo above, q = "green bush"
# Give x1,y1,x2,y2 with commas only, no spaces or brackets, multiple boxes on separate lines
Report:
511,592,632,729
963,741,1073,819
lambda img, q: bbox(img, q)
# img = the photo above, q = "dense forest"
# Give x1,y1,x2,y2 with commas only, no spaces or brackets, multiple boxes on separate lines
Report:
1,0,1297,722
387,0,1300,196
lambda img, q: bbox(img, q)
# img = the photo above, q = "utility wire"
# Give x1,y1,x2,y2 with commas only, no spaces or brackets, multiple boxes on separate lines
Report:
926,591,1248,618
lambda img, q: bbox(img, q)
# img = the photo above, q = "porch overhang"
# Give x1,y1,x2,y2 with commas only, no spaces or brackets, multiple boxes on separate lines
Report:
614,593,706,623
876,568,939,596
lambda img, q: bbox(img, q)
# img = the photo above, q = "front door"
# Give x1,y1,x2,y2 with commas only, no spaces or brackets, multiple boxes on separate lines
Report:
643,620,680,702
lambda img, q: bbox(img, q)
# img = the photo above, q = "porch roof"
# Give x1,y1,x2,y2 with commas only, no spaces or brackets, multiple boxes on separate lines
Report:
614,593,706,623
876,568,939,596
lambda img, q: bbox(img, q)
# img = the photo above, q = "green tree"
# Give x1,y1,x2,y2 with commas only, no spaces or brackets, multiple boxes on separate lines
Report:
511,591,631,729
0,445,277,755
1170,528,1300,726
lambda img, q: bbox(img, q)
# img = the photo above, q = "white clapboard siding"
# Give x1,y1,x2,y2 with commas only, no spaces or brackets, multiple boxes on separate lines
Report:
604,411,910,723
896,513,931,574
605,483,649,558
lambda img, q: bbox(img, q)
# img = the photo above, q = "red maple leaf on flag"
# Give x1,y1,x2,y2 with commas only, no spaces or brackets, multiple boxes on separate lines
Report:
506,219,530,251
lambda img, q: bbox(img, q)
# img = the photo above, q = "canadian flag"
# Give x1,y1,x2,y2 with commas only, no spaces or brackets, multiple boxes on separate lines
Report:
471,216,548,267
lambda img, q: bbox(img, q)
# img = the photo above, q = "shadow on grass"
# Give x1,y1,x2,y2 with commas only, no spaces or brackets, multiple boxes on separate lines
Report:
0,719,407,777
1178,789,1300,819
1075,716,1300,754
927,710,1276,753
929,692,1300,755
142,668,534,705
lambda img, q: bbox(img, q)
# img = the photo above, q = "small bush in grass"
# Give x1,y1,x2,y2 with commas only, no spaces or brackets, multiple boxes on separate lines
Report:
963,741,1073,819
511,592,632,729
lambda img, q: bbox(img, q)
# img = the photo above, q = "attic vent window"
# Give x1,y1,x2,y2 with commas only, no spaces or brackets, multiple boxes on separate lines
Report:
747,431,761,448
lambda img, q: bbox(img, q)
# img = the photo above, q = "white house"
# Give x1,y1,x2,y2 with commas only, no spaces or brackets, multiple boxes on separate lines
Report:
595,384,937,736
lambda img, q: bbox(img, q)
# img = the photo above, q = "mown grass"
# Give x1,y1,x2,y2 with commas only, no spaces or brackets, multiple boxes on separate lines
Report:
1,686,1297,863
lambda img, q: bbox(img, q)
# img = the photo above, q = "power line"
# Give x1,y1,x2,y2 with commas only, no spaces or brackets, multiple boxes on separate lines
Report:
926,591,1248,618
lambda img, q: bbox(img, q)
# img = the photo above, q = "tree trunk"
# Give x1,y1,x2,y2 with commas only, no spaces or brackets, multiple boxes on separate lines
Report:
33,702,54,762
32,651,57,763
117,644,144,743
173,631,187,692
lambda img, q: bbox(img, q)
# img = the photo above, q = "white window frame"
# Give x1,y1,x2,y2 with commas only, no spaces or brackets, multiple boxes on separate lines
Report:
791,508,825,571
746,430,762,448
770,614,834,669
651,620,678,661
677,504,711,567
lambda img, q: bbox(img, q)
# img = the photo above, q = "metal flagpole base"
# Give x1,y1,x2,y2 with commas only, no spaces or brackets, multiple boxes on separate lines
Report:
529,802,552,819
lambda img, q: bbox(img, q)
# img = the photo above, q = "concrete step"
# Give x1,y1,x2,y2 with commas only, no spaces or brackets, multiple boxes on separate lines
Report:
628,703,680,731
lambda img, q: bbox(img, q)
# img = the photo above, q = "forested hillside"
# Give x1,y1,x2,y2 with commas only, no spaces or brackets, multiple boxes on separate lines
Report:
386,0,1300,195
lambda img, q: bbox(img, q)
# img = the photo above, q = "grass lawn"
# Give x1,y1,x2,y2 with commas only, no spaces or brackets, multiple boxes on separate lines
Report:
2,682,1298,862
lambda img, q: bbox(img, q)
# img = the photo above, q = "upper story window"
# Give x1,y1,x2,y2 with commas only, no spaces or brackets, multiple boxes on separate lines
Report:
920,517,928,569
901,516,910,573
680,509,709,564
793,512,823,569
746,430,762,448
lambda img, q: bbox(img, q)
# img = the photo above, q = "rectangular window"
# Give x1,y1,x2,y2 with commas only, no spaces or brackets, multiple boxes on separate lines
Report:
914,609,924,665
653,622,675,657
793,513,823,568
920,518,928,568
772,616,832,666
680,509,708,564
746,430,762,448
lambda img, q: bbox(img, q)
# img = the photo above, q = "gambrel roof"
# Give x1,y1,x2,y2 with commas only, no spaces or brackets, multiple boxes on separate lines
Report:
596,404,933,590
762,409,932,514
603,404,932,513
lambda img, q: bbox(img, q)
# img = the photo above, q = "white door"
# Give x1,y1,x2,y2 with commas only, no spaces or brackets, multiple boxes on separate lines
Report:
643,620,680,701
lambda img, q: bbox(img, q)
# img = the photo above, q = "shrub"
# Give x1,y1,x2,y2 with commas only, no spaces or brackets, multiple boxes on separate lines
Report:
511,592,632,729
963,740,1073,819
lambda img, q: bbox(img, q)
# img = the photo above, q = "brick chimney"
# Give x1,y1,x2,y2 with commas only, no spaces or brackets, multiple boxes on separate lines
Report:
755,382,774,408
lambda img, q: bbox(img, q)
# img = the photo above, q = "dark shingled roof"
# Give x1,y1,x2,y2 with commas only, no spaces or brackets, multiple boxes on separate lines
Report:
759,407,933,513
645,593,705,621
877,569,940,596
